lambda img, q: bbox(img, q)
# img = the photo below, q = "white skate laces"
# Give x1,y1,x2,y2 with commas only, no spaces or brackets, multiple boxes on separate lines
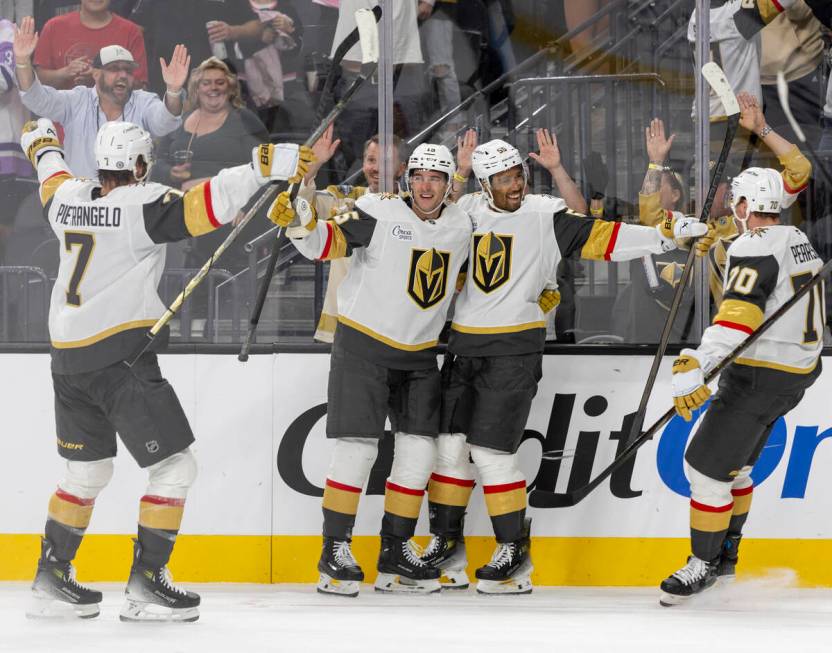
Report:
486,542,516,570
160,567,188,597
401,540,428,567
671,557,709,586
421,536,443,558
333,540,358,568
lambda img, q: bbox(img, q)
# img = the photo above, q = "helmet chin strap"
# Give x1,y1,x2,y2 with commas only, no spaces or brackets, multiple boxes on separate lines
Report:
480,177,528,213
132,156,152,183
731,201,749,235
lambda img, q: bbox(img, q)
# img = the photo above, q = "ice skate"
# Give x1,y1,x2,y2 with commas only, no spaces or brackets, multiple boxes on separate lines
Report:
475,541,532,595
26,538,101,619
420,534,469,590
317,537,364,597
120,540,200,622
374,536,441,594
659,555,719,606
715,534,741,582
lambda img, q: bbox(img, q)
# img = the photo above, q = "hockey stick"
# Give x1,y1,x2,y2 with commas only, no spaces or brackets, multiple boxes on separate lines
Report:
621,63,740,447
125,8,381,367
237,7,381,362
529,251,830,508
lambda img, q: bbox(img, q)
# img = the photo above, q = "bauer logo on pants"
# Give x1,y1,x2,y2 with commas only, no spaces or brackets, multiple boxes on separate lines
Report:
472,232,513,293
407,248,450,309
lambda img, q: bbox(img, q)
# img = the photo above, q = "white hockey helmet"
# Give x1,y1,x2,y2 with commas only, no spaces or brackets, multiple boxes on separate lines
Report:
471,139,527,209
406,143,456,215
730,167,784,232
95,121,154,181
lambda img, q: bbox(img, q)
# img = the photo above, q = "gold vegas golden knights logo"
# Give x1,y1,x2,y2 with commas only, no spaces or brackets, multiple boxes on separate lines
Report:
472,232,513,293
407,248,451,309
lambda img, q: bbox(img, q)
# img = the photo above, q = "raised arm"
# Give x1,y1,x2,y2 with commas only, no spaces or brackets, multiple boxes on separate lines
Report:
530,128,587,214
639,118,676,227
20,119,74,209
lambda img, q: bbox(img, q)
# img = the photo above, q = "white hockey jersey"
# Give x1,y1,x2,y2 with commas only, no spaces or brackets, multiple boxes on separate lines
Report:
449,192,680,356
290,192,472,368
36,151,266,374
697,225,824,376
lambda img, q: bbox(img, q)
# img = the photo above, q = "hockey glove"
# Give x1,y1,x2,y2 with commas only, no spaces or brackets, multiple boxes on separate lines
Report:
694,215,737,257
538,288,561,314
267,192,317,237
656,214,709,251
252,143,315,184
671,349,711,422
21,118,63,166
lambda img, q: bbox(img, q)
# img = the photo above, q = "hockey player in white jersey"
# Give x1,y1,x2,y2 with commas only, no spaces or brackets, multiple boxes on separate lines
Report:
660,167,821,604
420,138,708,594
21,118,311,621
270,143,472,596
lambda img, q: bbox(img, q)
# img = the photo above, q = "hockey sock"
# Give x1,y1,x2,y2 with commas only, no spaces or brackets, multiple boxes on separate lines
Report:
137,495,185,569
728,485,753,536
322,438,378,540
44,489,95,562
471,445,526,543
428,433,475,537
687,465,733,561
380,433,435,539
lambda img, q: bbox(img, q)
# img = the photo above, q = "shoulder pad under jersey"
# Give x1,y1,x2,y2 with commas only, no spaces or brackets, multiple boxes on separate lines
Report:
728,225,790,259
523,193,568,213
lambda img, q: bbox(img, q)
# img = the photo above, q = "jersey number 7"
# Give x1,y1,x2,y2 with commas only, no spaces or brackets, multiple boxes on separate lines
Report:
64,232,95,307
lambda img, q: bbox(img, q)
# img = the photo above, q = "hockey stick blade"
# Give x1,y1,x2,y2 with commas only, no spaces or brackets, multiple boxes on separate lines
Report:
702,62,740,117
531,256,832,509
622,63,739,446
237,8,382,362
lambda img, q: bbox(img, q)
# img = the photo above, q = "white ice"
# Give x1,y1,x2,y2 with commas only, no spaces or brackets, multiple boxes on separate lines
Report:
3,575,832,653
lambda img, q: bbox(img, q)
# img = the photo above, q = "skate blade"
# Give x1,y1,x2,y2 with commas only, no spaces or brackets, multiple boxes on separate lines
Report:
26,594,99,620
317,573,360,597
439,568,470,590
374,573,441,594
119,599,199,623
475,575,532,595
659,592,688,607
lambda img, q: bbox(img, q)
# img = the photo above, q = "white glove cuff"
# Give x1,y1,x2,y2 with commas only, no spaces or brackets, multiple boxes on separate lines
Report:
680,347,714,375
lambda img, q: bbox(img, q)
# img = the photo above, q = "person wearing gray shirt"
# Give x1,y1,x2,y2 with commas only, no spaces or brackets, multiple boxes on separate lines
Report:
13,16,189,178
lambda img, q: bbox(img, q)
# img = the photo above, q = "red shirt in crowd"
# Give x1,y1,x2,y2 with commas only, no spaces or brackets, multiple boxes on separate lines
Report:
33,11,148,87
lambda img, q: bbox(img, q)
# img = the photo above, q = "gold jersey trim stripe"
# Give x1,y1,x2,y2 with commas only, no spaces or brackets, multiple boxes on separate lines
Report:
450,321,546,335
580,220,618,261
714,299,764,331
734,357,819,375
40,171,73,206
338,316,438,351
316,312,338,337
51,319,157,349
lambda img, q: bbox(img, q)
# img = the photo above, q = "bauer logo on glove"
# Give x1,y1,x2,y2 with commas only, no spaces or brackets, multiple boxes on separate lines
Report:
671,352,712,422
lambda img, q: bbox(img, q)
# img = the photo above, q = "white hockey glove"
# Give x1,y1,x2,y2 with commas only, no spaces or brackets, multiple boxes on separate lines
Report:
252,143,315,185
21,118,63,166
656,214,708,252
671,349,711,422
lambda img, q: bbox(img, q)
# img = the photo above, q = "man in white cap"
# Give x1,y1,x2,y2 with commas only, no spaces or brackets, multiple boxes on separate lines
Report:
13,16,187,178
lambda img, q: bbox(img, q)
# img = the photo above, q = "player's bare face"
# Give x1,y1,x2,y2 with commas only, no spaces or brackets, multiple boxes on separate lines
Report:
490,167,525,212
197,70,230,114
97,64,135,106
410,170,448,219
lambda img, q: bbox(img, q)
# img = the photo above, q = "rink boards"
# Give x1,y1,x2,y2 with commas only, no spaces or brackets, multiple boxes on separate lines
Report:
2,352,832,586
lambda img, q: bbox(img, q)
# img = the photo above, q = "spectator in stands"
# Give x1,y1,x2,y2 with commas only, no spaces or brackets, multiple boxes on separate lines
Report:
418,0,462,143
298,126,407,342
130,0,262,96
155,56,269,289
0,16,31,265
310,0,339,57
249,0,315,134
14,17,188,178
0,1,31,22
33,0,148,89
328,0,422,169
562,1,610,57
34,0,136,28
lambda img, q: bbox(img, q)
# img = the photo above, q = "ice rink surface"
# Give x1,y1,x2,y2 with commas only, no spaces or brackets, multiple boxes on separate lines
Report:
3,575,832,653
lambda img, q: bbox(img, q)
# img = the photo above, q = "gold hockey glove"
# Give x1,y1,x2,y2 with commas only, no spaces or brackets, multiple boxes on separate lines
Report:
695,215,737,258
538,288,561,314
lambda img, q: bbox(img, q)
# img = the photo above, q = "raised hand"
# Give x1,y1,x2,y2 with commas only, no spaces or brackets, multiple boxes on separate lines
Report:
645,118,675,165
737,91,765,135
456,129,477,177
529,128,562,172
160,44,191,92
13,16,38,63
